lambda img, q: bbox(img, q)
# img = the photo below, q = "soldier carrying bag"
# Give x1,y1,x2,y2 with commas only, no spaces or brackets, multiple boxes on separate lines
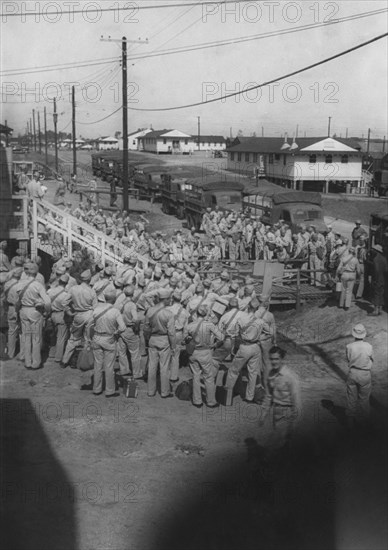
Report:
185,319,204,356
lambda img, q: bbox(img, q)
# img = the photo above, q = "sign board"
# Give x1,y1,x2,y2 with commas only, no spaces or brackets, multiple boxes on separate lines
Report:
253,261,285,295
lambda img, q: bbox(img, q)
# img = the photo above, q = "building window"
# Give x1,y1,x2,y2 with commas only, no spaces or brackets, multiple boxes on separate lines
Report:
269,154,274,164
253,153,258,163
245,153,250,162
325,154,333,163
341,154,348,163
275,154,280,161
309,154,316,163
163,138,167,145
230,152,235,161
237,153,242,162
185,139,188,145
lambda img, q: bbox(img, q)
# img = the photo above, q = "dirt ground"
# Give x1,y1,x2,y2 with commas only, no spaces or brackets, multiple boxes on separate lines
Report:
4,152,387,549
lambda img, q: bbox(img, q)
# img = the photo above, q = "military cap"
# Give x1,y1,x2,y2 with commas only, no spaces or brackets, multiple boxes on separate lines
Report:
129,256,137,265
249,297,260,309
170,276,179,287
245,284,255,293
59,273,70,284
0,241,7,249
144,267,153,278
158,288,172,300
12,267,24,278
80,269,91,281
137,276,145,287
104,289,117,301
27,263,39,275
16,248,25,255
124,285,135,296
355,220,362,225
154,267,162,278
64,260,73,269
197,304,208,317
172,289,182,301
13,257,24,267
230,282,240,292
196,283,204,293
203,279,211,288
221,270,229,280
229,297,239,308
164,268,173,277
258,294,270,304
104,266,113,276
114,277,124,288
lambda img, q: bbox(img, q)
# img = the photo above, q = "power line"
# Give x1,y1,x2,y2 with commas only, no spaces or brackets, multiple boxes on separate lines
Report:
77,106,122,125
2,0,262,17
2,7,385,77
126,32,388,111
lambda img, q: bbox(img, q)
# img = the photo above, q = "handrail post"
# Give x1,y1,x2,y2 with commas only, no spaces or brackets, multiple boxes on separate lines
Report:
32,199,38,259
296,267,301,312
67,216,72,258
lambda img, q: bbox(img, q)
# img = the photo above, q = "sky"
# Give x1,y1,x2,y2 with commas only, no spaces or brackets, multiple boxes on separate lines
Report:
1,0,387,140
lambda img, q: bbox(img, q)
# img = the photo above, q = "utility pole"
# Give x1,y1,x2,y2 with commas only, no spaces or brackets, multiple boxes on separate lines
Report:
53,98,58,173
230,127,232,139
261,126,264,137
296,124,299,139
5,120,9,146
197,116,200,151
32,109,37,151
29,117,32,149
37,110,42,154
100,35,148,211
27,121,29,146
383,136,386,153
346,127,348,138
367,128,371,154
44,106,48,167
72,85,77,176
327,116,332,137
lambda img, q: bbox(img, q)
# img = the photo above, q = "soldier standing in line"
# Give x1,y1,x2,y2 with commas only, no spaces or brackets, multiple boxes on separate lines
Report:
260,346,302,449
16,263,51,370
218,297,243,356
224,297,264,403
47,274,72,363
143,288,176,399
61,269,97,368
0,241,11,273
4,267,24,359
336,247,360,310
167,289,189,383
86,289,126,398
345,324,373,427
351,220,368,247
116,285,143,380
368,244,388,316
256,295,277,391
186,304,223,409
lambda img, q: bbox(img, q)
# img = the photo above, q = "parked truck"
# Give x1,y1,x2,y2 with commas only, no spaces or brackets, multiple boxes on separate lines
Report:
184,178,245,229
243,189,327,233
133,164,171,200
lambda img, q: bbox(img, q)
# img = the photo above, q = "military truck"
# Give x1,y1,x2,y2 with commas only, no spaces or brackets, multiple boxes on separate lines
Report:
184,178,245,229
161,177,193,218
369,212,388,252
243,189,327,233
133,164,170,200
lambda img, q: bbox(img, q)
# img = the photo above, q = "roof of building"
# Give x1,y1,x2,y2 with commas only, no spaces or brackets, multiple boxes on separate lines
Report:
197,135,226,143
226,136,362,154
0,123,13,135
140,129,193,139
127,128,153,138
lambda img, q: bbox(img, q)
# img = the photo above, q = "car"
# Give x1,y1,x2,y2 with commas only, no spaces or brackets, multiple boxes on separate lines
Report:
80,144,93,150
12,146,25,154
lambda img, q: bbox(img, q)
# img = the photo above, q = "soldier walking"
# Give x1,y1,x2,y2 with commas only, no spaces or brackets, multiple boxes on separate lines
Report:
346,324,373,426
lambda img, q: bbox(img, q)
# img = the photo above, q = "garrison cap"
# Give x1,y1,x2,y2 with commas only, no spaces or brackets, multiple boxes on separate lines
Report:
172,289,182,301
158,288,172,300
104,289,117,301
196,283,204,293
229,297,239,308
249,297,260,309
59,273,70,284
197,304,208,317
220,270,229,280
12,267,24,278
124,285,135,296
203,279,212,288
13,257,24,266
0,240,7,249
80,269,91,281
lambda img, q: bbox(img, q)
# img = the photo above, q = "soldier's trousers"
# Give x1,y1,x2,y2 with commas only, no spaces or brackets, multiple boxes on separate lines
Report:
170,330,183,380
51,311,69,362
20,307,44,369
272,405,295,448
62,310,93,365
356,264,365,298
7,305,19,359
340,273,356,308
92,335,117,396
346,368,371,419
147,335,171,397
309,255,323,286
189,348,217,406
117,327,141,377
226,343,261,401
259,338,273,390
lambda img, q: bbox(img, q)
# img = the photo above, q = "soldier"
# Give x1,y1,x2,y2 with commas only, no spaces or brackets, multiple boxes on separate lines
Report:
256,294,276,390
4,267,23,359
61,269,97,368
355,235,367,299
218,297,243,355
351,220,368,247
336,247,360,310
224,297,264,402
186,304,223,408
143,288,176,398
0,241,11,272
10,249,27,269
167,289,189,382
93,266,114,302
86,289,126,397
345,324,373,426
116,285,142,380
260,346,302,449
16,263,51,370
47,274,72,363
211,270,230,295
368,244,388,316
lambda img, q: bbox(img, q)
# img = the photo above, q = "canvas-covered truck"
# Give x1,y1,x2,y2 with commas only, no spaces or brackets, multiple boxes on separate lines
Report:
243,189,327,233
133,164,170,200
161,177,193,218
184,178,245,229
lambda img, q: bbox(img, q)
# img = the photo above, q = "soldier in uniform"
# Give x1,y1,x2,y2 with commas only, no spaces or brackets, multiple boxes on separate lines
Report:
61,269,97,368
4,267,23,359
336,247,360,310
47,274,72,363
224,297,264,402
345,324,373,426
167,289,189,382
86,289,126,397
116,285,142,380
218,297,243,355
256,294,277,390
143,288,176,398
351,220,368,247
211,270,230,295
186,304,223,408
16,263,51,370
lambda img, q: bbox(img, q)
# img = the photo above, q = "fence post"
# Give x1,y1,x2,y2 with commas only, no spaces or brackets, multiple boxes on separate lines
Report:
67,216,72,258
296,267,301,312
32,199,38,259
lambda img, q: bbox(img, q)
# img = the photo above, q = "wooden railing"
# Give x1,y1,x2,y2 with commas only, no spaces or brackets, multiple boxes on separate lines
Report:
30,198,154,267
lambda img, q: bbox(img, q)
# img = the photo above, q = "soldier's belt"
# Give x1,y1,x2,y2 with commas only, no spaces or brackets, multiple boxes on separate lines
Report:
94,331,112,336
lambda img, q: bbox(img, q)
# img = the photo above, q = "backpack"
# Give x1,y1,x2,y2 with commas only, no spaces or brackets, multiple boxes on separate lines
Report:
175,379,193,401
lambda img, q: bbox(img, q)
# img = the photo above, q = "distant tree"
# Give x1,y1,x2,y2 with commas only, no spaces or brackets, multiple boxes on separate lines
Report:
251,131,257,137
237,129,244,137
115,131,121,140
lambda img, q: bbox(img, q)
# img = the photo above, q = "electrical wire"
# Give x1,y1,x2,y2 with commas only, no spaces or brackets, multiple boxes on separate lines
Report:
77,106,122,125
126,32,388,111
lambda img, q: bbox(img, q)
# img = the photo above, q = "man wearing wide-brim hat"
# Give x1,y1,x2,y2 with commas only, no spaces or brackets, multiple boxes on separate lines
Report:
346,324,373,425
